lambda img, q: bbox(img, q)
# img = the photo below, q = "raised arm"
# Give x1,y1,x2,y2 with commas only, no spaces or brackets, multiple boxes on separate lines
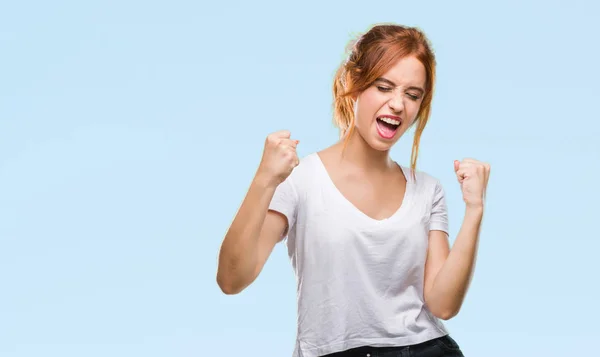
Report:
216,131,300,295
424,159,491,319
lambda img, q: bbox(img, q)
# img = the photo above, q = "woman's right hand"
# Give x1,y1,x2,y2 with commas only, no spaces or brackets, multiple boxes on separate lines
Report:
256,130,300,187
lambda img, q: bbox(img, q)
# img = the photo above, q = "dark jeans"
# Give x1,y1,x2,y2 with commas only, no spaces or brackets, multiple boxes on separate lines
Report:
321,335,464,357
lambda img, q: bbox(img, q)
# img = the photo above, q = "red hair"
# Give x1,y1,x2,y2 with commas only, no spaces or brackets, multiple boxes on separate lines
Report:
332,23,437,179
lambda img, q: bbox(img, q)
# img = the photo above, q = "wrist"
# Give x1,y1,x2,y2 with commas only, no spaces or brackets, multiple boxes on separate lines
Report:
465,203,484,216
253,171,279,190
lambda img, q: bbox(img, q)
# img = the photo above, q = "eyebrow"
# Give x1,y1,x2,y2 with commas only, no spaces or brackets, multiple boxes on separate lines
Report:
375,77,424,94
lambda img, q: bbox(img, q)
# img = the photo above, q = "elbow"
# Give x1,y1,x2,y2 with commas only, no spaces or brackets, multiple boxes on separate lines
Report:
426,297,460,321
216,254,258,295
216,270,247,295
430,306,459,321
216,275,241,295
219,284,243,295
435,309,458,321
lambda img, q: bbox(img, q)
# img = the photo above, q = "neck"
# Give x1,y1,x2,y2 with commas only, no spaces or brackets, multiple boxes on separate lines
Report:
334,129,394,172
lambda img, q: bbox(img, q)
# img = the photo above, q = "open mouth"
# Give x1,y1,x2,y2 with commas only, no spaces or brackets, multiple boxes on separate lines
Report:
376,115,401,139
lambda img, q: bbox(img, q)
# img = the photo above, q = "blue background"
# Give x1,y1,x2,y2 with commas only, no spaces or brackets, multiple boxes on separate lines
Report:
1,1,598,356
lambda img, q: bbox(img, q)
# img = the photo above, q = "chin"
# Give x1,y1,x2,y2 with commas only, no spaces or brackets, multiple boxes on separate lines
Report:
368,140,394,151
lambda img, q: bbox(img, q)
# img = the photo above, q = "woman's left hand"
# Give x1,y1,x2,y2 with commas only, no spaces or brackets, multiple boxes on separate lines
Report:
454,159,491,208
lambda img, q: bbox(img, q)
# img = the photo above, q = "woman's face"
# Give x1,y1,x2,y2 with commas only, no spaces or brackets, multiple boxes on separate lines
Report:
353,55,427,151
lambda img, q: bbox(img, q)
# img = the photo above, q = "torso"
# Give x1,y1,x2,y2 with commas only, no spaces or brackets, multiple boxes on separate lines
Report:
268,151,450,357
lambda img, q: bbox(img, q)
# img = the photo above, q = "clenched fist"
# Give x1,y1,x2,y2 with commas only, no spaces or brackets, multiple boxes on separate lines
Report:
454,158,491,208
256,130,300,188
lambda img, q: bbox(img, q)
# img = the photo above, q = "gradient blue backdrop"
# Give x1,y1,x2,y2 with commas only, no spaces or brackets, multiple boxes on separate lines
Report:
2,1,599,356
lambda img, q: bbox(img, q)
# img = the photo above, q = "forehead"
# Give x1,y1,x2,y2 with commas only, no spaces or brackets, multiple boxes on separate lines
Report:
379,56,426,87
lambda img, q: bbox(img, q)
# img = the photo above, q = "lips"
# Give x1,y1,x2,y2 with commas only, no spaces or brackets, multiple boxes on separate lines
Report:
375,115,402,139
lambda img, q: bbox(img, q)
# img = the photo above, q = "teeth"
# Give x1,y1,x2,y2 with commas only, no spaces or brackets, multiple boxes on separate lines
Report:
378,117,400,126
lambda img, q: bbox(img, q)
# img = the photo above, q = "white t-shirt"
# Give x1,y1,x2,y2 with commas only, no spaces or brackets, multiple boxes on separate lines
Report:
268,152,450,357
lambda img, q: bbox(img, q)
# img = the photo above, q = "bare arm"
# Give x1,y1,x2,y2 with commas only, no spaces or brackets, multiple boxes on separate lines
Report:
424,205,483,320
424,158,490,319
216,174,288,294
216,130,299,295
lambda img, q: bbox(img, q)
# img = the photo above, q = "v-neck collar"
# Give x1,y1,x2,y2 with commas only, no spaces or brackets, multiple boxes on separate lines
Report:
312,152,414,224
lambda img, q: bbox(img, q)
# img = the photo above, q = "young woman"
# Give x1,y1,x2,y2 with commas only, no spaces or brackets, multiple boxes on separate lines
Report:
217,24,490,357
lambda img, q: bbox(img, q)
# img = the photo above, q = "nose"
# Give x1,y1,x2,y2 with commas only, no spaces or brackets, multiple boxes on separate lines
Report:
387,91,404,114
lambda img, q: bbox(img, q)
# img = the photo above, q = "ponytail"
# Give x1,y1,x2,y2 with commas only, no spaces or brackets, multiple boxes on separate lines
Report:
332,65,355,140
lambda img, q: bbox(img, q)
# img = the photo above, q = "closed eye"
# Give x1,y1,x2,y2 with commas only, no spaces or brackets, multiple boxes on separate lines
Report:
407,93,420,101
378,86,421,101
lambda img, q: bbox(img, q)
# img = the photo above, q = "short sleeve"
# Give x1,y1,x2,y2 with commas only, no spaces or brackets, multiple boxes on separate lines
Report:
268,175,298,239
430,179,449,234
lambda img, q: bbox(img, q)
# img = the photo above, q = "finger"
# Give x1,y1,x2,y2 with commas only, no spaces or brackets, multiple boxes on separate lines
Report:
283,145,298,159
457,162,479,172
458,168,471,177
463,158,490,172
266,131,291,146
455,161,475,174
273,130,291,138
462,158,480,164
484,164,491,183
279,138,299,148
286,148,300,166
455,167,466,181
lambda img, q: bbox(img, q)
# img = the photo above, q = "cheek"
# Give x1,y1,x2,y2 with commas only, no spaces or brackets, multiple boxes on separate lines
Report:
407,101,423,119
355,94,383,127
400,103,420,129
356,107,374,128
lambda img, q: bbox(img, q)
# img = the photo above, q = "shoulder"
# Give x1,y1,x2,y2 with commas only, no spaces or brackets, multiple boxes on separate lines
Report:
287,152,321,184
404,166,445,197
404,167,449,214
